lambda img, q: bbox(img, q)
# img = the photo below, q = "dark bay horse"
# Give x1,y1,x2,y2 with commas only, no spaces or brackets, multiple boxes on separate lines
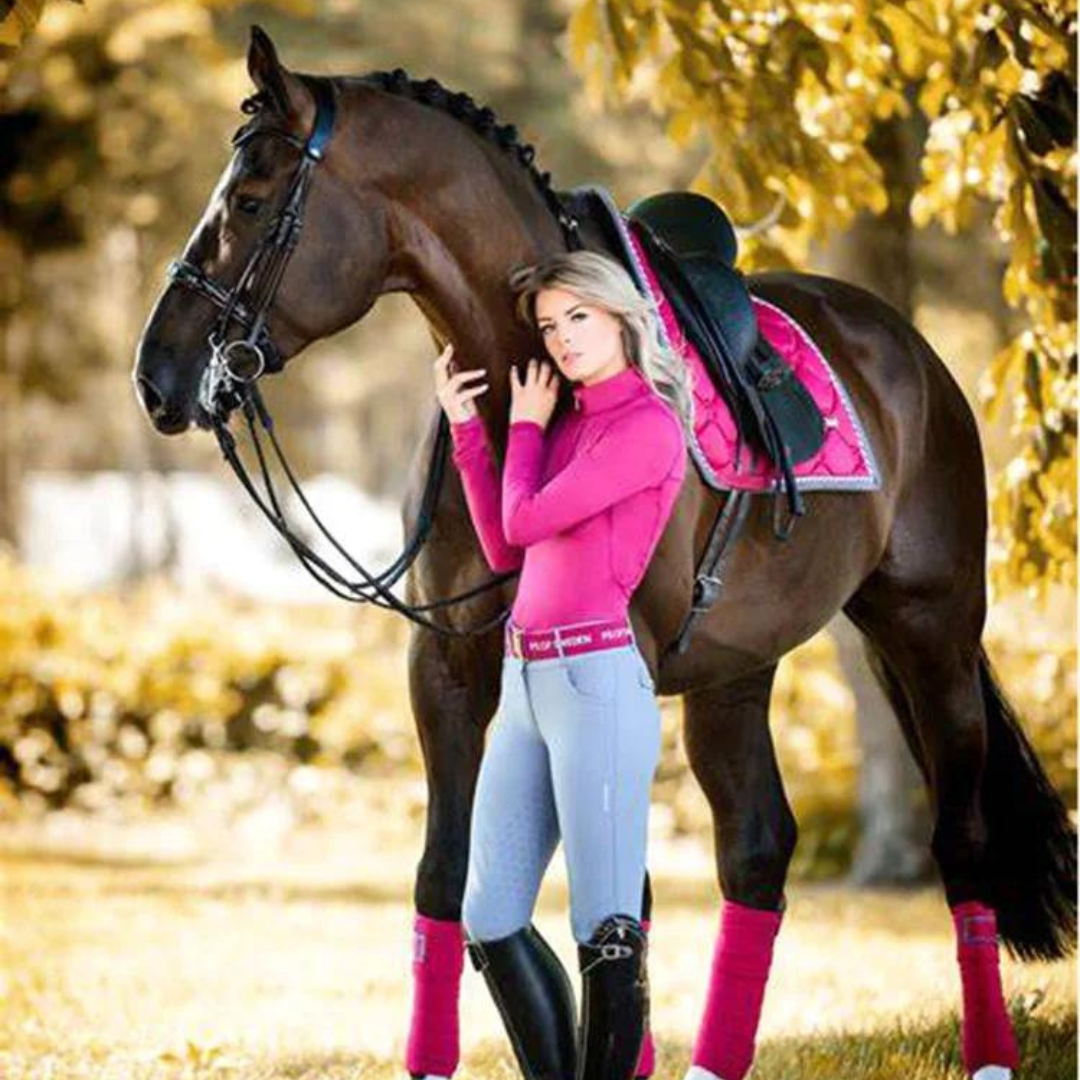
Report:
133,27,1075,1080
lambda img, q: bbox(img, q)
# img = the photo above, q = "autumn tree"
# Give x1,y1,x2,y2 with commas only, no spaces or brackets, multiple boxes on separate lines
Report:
0,0,311,546
567,0,1076,598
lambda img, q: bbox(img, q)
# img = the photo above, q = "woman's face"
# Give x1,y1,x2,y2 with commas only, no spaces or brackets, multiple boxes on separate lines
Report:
534,287,628,386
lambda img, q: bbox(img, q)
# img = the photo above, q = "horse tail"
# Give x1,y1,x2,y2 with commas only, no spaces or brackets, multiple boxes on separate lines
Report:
979,644,1076,961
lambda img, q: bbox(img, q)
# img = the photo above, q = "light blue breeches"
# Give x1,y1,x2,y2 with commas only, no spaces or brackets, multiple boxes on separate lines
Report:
461,639,661,945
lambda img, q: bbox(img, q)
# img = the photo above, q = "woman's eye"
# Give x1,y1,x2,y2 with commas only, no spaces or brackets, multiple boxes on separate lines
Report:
236,195,263,216
540,313,586,334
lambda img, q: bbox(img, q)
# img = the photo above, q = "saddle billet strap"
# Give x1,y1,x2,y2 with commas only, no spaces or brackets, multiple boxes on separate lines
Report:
666,489,753,658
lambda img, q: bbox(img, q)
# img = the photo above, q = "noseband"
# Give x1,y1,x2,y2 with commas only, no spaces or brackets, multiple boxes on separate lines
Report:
160,76,584,637
166,77,338,419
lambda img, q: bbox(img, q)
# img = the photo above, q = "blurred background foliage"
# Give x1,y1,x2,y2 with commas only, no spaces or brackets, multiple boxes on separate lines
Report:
0,0,1075,880
0,553,1073,880
568,0,1077,598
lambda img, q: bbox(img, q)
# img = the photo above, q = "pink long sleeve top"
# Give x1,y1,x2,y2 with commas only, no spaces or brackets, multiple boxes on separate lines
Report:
449,363,687,631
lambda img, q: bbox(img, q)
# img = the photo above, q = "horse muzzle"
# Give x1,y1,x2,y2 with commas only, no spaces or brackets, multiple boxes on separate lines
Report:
132,337,206,435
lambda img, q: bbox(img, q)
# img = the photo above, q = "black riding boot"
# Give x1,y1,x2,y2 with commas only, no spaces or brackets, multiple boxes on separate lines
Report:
575,914,649,1080
466,923,578,1080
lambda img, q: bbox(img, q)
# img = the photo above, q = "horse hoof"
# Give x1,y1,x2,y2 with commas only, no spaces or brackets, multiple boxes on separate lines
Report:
684,1067,727,1080
972,1069,1012,1080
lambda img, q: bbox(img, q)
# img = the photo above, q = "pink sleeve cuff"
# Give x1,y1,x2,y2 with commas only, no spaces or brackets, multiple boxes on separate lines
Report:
508,419,546,438
449,415,486,462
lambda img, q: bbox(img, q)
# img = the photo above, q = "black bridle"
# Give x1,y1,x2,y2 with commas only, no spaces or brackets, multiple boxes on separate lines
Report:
167,77,340,411
162,76,583,638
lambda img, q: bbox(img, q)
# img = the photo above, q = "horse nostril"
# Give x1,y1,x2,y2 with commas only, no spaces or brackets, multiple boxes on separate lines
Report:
137,374,165,418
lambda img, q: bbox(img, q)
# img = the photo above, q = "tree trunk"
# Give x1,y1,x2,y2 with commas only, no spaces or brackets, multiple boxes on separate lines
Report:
833,617,933,884
0,314,24,552
819,108,934,886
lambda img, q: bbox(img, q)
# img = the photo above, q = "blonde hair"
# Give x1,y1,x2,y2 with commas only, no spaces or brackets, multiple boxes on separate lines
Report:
507,251,695,442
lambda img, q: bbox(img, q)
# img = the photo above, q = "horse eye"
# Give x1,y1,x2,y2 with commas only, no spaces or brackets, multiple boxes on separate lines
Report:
236,194,263,216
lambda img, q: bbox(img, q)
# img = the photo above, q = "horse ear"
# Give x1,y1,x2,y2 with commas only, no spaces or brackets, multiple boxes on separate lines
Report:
246,25,312,124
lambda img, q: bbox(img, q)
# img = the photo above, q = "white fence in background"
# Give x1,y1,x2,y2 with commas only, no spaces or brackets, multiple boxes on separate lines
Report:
22,471,406,602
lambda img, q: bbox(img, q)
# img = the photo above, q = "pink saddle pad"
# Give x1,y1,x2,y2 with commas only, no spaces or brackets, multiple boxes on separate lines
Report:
625,223,881,494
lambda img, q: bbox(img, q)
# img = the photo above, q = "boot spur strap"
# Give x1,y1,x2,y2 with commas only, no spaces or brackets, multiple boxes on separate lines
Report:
580,941,636,974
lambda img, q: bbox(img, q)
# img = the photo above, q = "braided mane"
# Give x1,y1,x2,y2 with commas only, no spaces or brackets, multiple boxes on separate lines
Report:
233,71,570,225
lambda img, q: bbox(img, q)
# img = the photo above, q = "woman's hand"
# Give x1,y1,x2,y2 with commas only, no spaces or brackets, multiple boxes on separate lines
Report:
509,358,558,430
433,343,488,424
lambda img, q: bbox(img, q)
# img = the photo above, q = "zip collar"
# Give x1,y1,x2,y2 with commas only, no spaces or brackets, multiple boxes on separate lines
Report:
572,364,648,414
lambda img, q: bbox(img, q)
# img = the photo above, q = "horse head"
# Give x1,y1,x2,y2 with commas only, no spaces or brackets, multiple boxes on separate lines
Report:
133,26,392,433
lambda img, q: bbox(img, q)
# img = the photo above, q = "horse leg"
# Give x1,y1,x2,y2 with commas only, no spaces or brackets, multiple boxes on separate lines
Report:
845,583,1022,1080
680,665,796,1080
404,634,488,1080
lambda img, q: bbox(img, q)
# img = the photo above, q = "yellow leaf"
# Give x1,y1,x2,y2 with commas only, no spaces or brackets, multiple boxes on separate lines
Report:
917,73,951,118
874,6,928,79
0,0,45,50
568,0,601,70
667,109,698,146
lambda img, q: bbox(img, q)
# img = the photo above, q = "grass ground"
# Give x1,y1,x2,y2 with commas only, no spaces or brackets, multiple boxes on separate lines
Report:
0,779,1074,1080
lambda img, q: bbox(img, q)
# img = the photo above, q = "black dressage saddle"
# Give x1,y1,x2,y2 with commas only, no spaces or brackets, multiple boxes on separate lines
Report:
625,192,825,522
566,187,826,528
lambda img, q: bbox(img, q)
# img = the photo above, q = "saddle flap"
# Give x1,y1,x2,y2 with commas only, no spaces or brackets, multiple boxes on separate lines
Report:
677,255,759,362
752,338,827,466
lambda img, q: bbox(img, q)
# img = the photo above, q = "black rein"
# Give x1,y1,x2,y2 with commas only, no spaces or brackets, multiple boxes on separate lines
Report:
164,76,583,638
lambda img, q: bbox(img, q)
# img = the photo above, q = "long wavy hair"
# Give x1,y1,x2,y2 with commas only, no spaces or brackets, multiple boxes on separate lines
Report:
507,251,695,442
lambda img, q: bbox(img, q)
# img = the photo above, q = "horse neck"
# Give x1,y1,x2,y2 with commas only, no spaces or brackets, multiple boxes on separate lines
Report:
337,83,565,442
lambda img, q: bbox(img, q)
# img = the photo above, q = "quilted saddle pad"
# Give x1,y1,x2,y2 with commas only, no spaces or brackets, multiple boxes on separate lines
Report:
620,216,882,495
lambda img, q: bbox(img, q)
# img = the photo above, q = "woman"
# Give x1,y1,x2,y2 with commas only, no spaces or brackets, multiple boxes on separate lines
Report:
432,250,693,1080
